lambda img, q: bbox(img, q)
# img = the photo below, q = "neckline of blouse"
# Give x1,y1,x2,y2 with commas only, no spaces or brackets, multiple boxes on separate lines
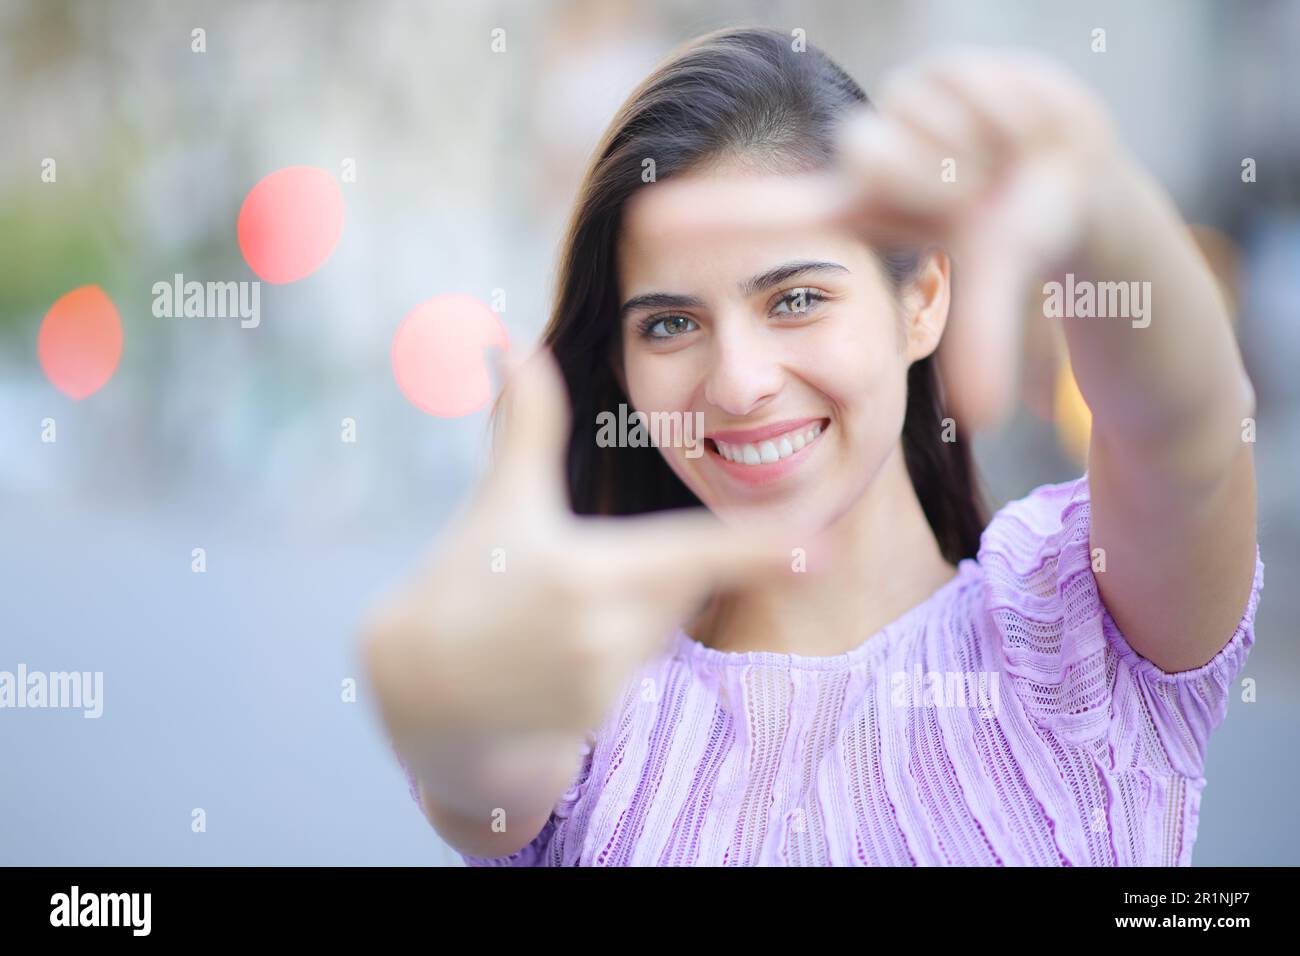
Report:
672,556,981,670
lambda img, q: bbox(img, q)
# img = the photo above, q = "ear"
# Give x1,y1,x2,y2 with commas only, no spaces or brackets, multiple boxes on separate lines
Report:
901,249,951,363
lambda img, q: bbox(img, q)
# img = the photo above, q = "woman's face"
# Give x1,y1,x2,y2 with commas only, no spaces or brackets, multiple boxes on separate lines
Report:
615,162,948,532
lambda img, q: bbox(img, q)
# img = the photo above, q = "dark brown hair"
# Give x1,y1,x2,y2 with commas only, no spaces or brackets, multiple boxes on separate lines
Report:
510,26,985,563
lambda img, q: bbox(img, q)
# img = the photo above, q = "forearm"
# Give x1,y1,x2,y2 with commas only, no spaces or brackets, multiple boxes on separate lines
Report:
1058,148,1257,669
405,732,588,859
363,613,586,830
1061,148,1254,488
403,730,588,822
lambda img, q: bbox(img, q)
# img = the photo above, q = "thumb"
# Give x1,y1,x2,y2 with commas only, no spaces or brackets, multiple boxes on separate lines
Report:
940,158,1076,432
487,344,572,512
941,224,1032,431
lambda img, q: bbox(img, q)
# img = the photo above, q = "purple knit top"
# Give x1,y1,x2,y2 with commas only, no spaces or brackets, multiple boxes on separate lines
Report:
402,476,1264,865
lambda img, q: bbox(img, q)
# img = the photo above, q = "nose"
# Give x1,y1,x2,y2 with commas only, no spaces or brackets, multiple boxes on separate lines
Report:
703,317,784,417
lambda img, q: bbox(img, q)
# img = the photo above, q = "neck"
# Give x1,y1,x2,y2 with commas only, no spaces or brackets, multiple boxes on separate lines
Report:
690,442,958,656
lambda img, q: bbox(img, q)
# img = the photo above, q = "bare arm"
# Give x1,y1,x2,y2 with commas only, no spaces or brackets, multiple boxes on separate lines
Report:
1067,148,1257,673
413,739,586,860
363,615,589,859
855,51,1260,673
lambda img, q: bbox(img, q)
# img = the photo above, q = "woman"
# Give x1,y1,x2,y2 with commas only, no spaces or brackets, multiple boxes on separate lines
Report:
362,27,1263,865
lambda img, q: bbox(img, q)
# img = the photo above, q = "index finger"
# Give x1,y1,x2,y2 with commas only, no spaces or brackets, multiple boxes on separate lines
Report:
627,167,861,239
628,153,945,248
580,507,831,594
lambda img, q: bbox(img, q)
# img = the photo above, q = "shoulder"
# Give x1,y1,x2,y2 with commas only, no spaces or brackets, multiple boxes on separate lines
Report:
975,474,1100,672
973,473,1263,778
979,474,1092,570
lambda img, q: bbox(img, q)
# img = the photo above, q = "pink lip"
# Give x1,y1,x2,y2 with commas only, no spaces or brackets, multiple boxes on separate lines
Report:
706,419,830,488
707,416,826,444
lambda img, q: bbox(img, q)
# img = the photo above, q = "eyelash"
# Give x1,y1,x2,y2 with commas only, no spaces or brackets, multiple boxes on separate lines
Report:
634,288,828,340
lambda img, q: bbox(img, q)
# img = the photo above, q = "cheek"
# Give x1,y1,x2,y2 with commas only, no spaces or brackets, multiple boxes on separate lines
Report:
622,355,709,491
806,316,906,413
623,353,693,415
804,324,912,467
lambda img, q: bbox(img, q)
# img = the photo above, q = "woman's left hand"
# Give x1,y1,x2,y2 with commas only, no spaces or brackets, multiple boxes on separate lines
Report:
839,49,1124,429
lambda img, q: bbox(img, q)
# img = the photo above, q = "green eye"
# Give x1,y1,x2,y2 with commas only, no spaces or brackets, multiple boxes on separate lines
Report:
772,288,826,315
638,314,698,338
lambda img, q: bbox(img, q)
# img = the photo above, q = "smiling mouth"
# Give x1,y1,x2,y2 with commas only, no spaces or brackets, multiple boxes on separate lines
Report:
707,419,829,466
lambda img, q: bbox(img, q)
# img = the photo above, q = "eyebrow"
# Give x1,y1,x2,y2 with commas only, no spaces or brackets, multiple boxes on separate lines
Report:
619,259,850,320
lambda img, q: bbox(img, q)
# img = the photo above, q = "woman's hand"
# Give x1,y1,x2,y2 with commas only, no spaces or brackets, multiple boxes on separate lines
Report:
839,49,1122,430
362,346,805,808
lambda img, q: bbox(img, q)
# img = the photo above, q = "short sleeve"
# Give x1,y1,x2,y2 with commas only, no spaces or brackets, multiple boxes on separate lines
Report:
397,736,597,867
978,474,1264,780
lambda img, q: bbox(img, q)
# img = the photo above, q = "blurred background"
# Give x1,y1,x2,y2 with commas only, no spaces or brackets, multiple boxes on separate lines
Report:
1,0,1296,865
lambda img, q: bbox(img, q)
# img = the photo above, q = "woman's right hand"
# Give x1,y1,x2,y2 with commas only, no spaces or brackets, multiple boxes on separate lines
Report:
362,345,804,765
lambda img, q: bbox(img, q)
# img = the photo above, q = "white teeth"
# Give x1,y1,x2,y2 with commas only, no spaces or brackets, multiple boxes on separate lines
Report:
713,422,827,467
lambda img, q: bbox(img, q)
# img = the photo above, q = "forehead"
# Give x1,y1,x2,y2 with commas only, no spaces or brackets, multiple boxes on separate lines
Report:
617,166,869,297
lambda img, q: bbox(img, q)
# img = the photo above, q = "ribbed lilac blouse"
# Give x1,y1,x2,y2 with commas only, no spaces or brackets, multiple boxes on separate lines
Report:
401,475,1264,866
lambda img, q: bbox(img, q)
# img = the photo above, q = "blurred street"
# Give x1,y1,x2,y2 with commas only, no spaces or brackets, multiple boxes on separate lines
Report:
1,0,1297,865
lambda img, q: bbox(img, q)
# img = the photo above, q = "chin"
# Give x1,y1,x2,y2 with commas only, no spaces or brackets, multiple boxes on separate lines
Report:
691,482,845,537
